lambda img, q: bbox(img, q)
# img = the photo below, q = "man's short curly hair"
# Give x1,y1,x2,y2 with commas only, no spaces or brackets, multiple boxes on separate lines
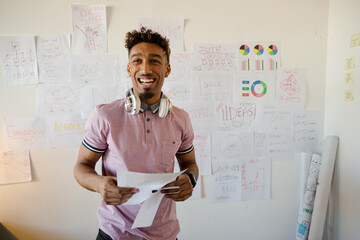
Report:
125,27,171,63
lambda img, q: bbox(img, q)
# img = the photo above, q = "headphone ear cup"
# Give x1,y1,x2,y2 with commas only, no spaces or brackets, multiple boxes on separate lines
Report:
158,94,172,118
125,89,140,114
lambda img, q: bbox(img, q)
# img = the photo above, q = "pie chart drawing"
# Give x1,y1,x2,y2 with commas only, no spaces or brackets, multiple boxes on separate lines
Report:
254,45,264,55
239,45,250,55
268,45,278,55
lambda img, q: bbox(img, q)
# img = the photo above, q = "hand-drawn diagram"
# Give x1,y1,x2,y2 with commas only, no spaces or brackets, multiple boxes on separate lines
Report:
0,150,31,185
4,117,48,150
36,35,70,83
72,55,116,86
138,18,184,52
276,68,306,107
241,157,270,201
211,160,242,203
0,36,38,85
37,84,80,116
72,5,107,54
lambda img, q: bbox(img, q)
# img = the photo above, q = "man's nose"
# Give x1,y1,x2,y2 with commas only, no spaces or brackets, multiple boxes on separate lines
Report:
140,61,152,74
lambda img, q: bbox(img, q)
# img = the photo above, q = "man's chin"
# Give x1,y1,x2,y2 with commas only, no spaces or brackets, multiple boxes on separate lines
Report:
139,91,155,100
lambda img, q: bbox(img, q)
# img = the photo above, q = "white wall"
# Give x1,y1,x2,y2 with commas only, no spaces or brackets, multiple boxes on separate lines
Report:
324,0,360,239
0,0,330,239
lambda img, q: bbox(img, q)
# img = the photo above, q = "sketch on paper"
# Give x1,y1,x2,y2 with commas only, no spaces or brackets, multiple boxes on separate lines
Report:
211,160,242,203
71,55,116,86
193,131,212,175
215,102,256,131
37,84,80,116
72,5,107,54
36,35,70,83
276,68,306,107
0,36,38,85
0,150,31,185
167,53,191,82
3,116,48,150
137,18,184,52
292,111,319,152
241,157,270,201
255,104,292,131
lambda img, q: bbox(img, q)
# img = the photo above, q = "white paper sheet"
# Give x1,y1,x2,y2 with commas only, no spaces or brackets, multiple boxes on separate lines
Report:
192,43,236,72
255,104,292,132
115,59,131,86
71,55,116,87
212,131,255,161
211,160,242,203
214,102,256,132
292,111,320,152
36,83,81,116
137,18,184,52
255,131,293,160
191,71,233,102
71,5,107,54
190,175,202,199
181,102,215,130
117,170,185,228
0,150,31,185
241,157,271,201
193,130,212,175
234,71,276,103
3,116,48,150
46,116,86,148
0,36,38,85
276,68,306,108
36,35,70,83
237,41,280,72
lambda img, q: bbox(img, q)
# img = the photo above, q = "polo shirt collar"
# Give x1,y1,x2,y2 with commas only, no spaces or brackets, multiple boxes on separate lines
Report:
139,92,163,113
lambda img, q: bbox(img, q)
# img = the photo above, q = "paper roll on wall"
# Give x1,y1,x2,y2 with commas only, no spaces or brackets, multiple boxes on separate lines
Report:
308,136,339,240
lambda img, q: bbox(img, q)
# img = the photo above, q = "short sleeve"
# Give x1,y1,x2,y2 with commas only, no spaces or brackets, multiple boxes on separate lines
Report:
82,106,109,153
176,112,194,155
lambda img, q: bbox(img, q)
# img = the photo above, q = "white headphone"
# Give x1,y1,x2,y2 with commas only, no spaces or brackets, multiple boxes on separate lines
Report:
124,89,172,118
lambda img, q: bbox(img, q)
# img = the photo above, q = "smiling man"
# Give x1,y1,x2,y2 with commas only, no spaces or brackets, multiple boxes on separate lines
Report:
74,27,198,240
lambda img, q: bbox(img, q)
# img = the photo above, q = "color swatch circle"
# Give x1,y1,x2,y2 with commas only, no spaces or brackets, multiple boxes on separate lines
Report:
268,45,278,55
239,45,250,55
251,80,267,97
254,45,264,55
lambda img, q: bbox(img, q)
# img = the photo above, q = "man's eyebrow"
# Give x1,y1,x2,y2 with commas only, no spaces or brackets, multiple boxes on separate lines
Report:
130,53,164,59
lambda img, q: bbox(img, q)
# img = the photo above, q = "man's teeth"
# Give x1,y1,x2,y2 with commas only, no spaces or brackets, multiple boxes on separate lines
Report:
139,78,155,83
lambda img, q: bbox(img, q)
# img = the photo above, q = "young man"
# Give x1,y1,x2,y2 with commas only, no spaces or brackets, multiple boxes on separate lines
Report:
74,27,198,240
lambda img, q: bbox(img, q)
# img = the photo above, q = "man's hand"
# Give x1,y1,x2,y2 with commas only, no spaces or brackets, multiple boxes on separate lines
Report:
160,174,193,201
98,176,139,205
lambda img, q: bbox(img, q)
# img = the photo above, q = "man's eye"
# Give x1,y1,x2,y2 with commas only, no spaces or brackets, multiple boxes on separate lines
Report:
133,59,141,63
151,59,160,64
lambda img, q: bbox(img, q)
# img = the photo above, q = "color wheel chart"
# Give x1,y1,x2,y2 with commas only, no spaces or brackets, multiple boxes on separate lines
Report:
254,45,264,55
239,45,250,70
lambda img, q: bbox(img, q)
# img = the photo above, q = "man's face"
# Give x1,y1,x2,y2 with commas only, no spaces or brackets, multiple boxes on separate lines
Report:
127,42,171,105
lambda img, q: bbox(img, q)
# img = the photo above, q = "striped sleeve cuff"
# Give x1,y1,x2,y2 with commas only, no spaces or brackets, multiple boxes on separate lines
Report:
82,139,107,153
176,145,194,155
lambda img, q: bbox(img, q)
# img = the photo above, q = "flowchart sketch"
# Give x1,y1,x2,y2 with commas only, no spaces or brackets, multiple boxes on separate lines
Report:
0,36,38,85
237,41,280,72
137,18,184,52
36,35,70,83
3,116,48,150
80,85,121,118
192,71,233,102
212,131,255,162
211,160,242,203
255,104,292,131
276,68,306,108
241,157,271,201
46,116,86,148
71,55,116,87
214,102,256,132
292,111,320,152
234,71,276,103
36,84,81,116
72,5,107,54
0,150,31,185
193,130,212,175
193,43,236,72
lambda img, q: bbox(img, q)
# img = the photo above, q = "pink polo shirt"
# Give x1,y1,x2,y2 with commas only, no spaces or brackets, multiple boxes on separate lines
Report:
83,98,194,240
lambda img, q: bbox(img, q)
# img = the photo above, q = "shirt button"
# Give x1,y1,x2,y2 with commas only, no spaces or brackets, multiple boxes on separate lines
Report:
146,129,150,133
147,118,150,122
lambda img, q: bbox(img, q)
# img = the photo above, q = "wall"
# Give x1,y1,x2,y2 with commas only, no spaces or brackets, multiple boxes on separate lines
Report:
324,0,360,239
0,0,329,239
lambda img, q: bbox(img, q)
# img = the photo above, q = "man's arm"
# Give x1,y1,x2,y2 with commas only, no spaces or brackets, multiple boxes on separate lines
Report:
74,144,139,205
161,149,199,201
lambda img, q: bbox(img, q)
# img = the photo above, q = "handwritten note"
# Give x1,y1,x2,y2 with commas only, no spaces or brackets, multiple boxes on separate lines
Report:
350,33,360,48
0,36,38,85
255,131,293,160
276,68,306,108
292,111,320,152
137,18,184,52
193,130,212,175
255,104,292,131
182,102,215,130
345,56,355,70
36,83,81,116
3,116,48,150
344,71,355,85
0,150,31,185
168,52,191,82
72,5,107,54
193,43,236,72
344,88,354,102
36,35,70,83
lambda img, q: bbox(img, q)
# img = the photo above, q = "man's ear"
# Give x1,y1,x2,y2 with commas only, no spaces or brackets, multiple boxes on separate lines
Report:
127,63,131,75
165,64,171,78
